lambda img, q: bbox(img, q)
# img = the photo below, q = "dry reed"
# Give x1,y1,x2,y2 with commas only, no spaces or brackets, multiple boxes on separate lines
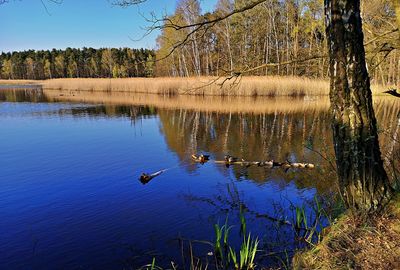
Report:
41,76,329,96
42,89,399,115
43,89,330,114
0,77,391,96
0,79,42,85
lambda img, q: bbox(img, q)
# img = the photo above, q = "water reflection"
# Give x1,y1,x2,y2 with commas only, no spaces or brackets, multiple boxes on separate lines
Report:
1,88,398,190
23,88,331,113
159,109,336,190
0,88,399,269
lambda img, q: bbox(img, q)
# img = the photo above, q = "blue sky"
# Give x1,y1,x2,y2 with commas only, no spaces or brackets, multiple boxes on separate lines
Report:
0,0,218,52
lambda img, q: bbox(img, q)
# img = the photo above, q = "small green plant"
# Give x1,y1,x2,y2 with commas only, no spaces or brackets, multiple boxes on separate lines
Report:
214,214,259,270
293,196,333,246
139,257,163,270
239,205,247,236
274,249,290,270
214,216,232,262
228,233,259,270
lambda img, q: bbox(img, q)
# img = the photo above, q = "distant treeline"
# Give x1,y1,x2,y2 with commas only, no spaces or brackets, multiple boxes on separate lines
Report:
0,47,155,80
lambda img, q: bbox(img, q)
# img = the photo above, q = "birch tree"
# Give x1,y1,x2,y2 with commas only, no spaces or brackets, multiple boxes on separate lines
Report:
325,0,393,211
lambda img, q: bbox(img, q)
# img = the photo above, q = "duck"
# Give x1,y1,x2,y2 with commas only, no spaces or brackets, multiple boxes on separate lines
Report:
224,155,238,163
139,173,151,182
271,160,284,167
191,154,210,163
139,169,165,184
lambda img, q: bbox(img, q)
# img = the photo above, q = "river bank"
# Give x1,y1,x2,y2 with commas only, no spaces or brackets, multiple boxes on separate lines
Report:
0,76,392,97
294,195,400,269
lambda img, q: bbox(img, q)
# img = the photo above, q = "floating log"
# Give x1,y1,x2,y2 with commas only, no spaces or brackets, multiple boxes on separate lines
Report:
216,160,314,168
193,154,315,169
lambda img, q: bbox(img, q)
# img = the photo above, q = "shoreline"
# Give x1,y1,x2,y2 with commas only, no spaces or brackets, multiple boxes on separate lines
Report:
2,87,399,116
0,76,391,97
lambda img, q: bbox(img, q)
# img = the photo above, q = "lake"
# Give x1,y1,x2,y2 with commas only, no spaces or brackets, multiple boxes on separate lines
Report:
1,88,399,269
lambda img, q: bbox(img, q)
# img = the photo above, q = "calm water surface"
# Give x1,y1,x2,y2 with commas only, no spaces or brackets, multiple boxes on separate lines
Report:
1,88,398,269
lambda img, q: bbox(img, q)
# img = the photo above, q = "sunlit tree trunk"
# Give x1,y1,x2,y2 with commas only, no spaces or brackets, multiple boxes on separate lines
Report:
325,0,393,212
393,0,400,41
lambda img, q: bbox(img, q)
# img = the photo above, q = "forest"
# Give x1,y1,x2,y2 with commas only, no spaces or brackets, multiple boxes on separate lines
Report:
1,0,398,85
154,0,399,85
0,47,155,79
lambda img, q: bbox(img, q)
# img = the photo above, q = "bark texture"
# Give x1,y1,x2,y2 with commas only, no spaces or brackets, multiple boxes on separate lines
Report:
393,0,400,42
324,0,393,212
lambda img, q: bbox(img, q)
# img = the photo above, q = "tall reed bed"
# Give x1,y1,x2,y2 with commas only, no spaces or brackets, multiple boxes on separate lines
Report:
1,77,390,96
44,90,331,114
41,76,330,96
0,79,41,85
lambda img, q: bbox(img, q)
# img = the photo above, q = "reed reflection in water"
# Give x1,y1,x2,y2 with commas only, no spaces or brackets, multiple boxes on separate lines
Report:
0,88,399,269
1,88,398,199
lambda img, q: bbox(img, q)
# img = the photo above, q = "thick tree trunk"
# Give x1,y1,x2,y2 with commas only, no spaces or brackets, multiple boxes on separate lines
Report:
393,0,400,42
324,0,393,212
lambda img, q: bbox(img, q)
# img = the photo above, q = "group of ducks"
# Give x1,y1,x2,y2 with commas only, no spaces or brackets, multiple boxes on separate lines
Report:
140,154,315,185
191,154,315,169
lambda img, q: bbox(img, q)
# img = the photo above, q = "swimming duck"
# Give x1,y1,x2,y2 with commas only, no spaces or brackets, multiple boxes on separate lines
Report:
191,154,210,164
139,170,165,184
139,173,151,183
224,155,238,163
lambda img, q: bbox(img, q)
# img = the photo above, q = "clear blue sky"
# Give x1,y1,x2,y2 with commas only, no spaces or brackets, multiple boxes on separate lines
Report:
0,0,218,52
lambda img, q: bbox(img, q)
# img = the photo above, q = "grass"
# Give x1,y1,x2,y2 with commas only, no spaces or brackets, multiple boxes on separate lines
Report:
0,76,393,97
136,197,337,270
228,233,259,270
293,194,400,270
140,215,260,270
213,215,259,270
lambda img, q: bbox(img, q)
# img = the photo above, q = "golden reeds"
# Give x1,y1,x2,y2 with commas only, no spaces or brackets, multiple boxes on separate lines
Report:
43,89,331,114
40,76,329,96
0,76,391,96
42,89,399,115
0,79,42,85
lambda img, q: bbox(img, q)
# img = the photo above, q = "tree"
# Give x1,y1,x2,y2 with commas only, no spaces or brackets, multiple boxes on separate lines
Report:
101,49,114,78
325,0,393,212
1,59,12,79
55,54,65,78
67,57,78,78
44,58,52,79
25,57,35,79
393,0,400,40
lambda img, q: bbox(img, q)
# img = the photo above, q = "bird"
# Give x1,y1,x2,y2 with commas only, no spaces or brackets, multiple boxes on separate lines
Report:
198,154,210,163
139,169,165,184
191,154,210,164
224,155,238,163
383,88,400,98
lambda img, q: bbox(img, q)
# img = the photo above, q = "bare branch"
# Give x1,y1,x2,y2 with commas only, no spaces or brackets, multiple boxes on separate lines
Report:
114,0,268,31
112,0,146,7
237,55,326,75
364,28,399,46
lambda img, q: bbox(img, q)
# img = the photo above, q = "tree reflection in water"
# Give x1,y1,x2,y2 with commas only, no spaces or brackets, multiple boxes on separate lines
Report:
1,88,399,267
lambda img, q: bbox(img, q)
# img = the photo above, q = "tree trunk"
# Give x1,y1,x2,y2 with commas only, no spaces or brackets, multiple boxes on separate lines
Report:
324,0,393,212
393,0,400,42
